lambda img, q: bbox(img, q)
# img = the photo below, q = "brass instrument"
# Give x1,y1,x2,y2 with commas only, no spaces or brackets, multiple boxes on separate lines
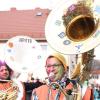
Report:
0,80,19,100
49,82,68,97
0,80,23,100
71,49,95,84
4,35,44,80
48,81,80,100
45,0,100,54
45,0,100,81
45,0,100,99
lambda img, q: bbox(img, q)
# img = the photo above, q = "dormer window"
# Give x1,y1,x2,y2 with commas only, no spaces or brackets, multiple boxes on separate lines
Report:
36,12,43,16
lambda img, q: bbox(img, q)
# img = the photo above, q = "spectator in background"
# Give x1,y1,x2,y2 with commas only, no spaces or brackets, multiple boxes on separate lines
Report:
24,72,44,100
0,60,25,100
94,85,100,100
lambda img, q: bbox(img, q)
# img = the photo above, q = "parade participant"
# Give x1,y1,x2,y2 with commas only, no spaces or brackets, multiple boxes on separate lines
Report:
31,53,79,100
24,73,44,100
0,60,25,100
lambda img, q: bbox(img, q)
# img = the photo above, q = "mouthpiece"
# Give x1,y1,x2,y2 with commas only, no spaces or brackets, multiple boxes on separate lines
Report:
45,72,55,80
49,72,55,78
0,79,10,82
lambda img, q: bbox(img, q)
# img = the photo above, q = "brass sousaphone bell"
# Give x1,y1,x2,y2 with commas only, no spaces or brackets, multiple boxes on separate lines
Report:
45,0,100,54
62,1,99,42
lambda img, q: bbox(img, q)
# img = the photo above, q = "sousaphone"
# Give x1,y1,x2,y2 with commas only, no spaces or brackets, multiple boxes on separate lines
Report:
45,0,100,98
45,0,100,54
4,35,47,80
3,36,47,99
45,0,100,84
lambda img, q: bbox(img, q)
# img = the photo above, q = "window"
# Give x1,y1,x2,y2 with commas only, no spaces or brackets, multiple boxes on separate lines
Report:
36,12,43,16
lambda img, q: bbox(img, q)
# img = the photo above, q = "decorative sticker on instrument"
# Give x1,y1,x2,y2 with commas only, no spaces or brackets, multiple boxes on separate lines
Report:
68,4,76,12
75,44,83,50
37,55,42,59
58,32,66,39
63,40,71,45
7,48,12,53
19,37,32,43
8,42,13,48
55,20,62,26
75,44,83,53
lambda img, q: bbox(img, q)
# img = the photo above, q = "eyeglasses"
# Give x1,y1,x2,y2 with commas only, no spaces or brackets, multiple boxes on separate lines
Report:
46,64,62,68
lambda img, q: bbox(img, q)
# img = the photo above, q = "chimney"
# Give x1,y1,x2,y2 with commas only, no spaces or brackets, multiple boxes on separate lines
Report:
10,7,17,11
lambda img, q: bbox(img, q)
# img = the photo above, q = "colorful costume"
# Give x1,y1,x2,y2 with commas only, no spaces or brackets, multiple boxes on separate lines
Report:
0,80,25,100
32,77,80,100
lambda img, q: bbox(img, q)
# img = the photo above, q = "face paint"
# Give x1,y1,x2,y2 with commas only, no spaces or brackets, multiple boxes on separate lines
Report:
46,57,65,82
53,64,65,81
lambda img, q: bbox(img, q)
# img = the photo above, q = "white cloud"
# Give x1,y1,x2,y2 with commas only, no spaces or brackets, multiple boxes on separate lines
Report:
0,0,51,10
0,0,59,11
0,0,63,10
0,0,99,11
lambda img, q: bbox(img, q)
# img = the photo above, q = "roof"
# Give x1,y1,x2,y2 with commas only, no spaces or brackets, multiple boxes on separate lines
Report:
0,8,51,40
90,59,100,74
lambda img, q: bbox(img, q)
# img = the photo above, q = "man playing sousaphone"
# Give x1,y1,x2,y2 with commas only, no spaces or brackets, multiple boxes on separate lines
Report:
31,53,81,100
0,60,25,100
